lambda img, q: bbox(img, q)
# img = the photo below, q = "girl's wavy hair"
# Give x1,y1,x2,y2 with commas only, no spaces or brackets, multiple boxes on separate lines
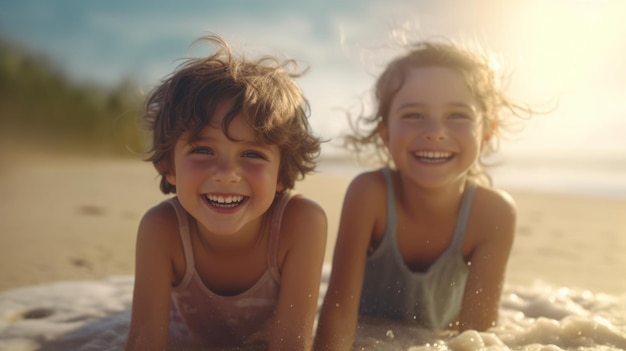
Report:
345,40,535,185
144,34,321,194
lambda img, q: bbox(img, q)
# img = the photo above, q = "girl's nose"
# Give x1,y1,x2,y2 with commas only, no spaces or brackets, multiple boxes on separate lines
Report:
212,157,241,183
424,119,446,141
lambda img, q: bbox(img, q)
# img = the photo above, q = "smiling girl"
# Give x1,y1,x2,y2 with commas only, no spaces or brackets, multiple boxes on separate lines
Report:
126,34,326,351
315,40,534,350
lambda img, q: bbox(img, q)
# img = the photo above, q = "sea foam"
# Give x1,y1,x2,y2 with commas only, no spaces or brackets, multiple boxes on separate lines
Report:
0,266,625,351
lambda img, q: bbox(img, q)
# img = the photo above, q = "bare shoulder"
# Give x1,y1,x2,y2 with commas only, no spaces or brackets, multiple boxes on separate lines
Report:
344,169,388,218
283,194,327,224
278,194,328,269
279,194,327,242
138,200,179,235
348,168,387,193
473,185,516,218
470,185,516,244
136,200,181,253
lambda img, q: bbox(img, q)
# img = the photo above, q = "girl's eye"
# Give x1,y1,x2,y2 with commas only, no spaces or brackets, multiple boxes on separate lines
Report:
242,151,266,160
449,112,471,120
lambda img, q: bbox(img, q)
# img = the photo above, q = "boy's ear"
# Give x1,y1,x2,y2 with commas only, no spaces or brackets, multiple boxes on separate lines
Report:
276,181,285,193
165,172,176,186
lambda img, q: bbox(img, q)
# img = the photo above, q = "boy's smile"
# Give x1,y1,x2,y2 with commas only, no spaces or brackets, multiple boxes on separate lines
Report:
205,193,247,209
166,100,282,238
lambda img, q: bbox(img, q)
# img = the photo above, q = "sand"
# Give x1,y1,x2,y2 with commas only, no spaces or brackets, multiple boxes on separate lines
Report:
0,151,624,295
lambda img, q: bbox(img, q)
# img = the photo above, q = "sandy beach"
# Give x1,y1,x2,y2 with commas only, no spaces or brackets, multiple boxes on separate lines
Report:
0,151,625,295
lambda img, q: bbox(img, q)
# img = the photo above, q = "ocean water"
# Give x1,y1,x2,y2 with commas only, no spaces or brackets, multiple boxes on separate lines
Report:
317,154,626,199
0,264,625,351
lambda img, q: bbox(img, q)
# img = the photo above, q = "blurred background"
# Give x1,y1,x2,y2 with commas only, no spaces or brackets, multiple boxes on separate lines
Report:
0,0,625,296
1,0,625,194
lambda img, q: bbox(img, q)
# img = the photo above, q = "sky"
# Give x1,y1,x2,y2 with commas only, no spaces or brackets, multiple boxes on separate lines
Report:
1,0,625,160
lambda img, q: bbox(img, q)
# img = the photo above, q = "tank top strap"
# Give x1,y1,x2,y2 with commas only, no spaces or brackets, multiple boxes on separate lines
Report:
167,197,195,276
266,191,296,270
381,167,398,238
450,183,477,250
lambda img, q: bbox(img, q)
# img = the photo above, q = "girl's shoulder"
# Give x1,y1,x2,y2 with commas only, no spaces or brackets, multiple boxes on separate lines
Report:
347,168,389,195
468,185,517,242
472,185,516,217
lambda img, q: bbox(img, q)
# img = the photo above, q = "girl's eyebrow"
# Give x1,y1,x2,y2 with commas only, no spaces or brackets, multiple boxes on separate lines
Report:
394,101,476,112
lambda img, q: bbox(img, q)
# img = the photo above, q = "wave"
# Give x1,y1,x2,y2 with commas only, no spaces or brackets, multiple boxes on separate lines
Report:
1,264,625,351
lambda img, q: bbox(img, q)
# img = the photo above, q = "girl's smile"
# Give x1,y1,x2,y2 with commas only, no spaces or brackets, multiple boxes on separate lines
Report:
382,66,483,188
412,150,455,164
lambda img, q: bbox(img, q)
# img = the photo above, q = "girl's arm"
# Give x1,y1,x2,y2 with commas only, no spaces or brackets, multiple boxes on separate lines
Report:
314,172,383,351
458,189,516,331
125,203,177,351
268,196,327,351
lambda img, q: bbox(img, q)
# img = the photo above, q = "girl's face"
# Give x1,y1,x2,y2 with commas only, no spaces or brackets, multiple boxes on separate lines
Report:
167,100,283,237
380,66,485,189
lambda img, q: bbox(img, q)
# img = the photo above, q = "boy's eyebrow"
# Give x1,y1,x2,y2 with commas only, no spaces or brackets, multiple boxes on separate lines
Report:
189,135,273,149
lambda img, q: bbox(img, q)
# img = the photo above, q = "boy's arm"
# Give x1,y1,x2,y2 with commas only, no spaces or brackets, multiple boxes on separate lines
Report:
458,189,516,331
314,173,383,351
268,196,327,351
125,203,177,351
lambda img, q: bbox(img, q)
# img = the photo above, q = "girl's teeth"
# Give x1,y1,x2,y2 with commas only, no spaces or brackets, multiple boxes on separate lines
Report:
414,151,452,159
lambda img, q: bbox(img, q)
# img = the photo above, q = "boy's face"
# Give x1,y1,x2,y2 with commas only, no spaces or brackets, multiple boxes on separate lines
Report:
166,100,283,237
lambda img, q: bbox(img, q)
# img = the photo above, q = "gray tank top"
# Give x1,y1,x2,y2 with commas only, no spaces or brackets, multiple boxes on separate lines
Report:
359,168,476,329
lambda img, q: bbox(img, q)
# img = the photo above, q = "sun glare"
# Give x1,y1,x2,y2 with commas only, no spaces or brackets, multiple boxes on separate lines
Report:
491,0,626,156
512,0,622,95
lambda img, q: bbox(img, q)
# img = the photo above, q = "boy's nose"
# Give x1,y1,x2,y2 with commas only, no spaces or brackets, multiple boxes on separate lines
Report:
212,158,241,183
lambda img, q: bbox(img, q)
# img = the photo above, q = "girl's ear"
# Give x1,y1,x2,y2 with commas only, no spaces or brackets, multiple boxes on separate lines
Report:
482,119,496,143
378,121,390,147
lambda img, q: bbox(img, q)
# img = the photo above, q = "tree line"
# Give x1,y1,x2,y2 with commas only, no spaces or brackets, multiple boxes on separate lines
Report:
0,37,148,157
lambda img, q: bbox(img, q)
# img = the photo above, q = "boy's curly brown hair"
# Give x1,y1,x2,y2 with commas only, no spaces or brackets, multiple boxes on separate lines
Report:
144,34,321,194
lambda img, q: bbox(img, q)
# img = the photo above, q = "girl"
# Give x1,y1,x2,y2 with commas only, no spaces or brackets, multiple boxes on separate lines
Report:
126,35,327,351
315,40,533,350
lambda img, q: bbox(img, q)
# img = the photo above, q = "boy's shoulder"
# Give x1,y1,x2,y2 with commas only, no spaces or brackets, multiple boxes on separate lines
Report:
142,198,178,221
277,193,327,264
282,193,326,223
138,198,180,238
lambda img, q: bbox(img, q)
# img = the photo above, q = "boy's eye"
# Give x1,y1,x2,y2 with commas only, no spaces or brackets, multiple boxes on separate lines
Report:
401,113,424,119
189,146,213,155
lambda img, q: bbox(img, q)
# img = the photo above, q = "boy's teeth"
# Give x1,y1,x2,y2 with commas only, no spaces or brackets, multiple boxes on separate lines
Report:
207,195,244,204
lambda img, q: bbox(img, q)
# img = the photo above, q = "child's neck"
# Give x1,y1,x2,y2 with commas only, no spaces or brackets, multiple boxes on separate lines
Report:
399,176,467,218
192,215,267,254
